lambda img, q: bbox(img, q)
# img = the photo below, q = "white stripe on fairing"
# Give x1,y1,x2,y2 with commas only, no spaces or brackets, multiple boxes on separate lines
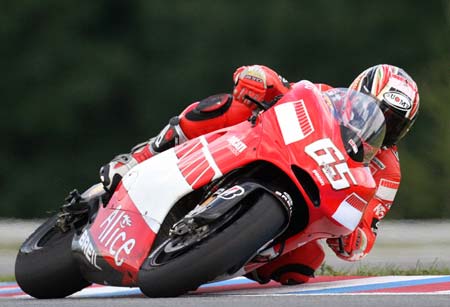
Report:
375,185,397,201
275,101,305,145
122,148,192,232
179,152,204,174
332,201,363,231
190,163,212,188
183,158,208,179
179,139,202,160
200,136,222,180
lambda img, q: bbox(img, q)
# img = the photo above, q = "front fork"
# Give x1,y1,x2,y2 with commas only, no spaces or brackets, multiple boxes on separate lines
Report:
170,182,292,263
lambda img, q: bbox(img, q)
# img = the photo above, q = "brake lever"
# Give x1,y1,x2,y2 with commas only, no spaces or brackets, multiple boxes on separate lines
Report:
244,95,270,111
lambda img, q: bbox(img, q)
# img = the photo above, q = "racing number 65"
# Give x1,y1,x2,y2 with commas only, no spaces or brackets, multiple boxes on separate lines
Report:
305,138,357,190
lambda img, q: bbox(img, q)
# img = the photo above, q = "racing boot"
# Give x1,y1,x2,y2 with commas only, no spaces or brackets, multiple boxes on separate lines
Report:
246,240,325,285
99,116,189,194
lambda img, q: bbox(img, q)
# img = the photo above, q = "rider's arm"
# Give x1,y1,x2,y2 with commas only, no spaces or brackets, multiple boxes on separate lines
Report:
327,146,401,261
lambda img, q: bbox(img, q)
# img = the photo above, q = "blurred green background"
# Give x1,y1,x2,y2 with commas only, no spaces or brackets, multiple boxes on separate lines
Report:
1,0,449,218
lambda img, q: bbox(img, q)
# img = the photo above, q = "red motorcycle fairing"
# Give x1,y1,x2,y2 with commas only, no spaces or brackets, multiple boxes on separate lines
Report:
74,197,156,286
256,81,377,253
77,128,262,286
76,80,379,286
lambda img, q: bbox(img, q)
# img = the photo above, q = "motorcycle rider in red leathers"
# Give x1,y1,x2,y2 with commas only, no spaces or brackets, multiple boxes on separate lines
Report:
99,64,420,285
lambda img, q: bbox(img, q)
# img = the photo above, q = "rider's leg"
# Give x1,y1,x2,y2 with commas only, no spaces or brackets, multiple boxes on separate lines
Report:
99,93,248,193
247,240,325,285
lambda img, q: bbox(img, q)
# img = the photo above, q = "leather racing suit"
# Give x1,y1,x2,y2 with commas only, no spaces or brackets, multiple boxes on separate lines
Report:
99,65,402,285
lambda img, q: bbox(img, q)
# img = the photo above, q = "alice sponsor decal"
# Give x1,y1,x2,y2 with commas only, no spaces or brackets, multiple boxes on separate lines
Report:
98,205,136,267
383,91,412,111
79,230,101,270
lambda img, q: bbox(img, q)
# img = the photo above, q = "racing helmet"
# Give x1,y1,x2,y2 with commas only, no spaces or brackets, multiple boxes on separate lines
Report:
349,64,420,146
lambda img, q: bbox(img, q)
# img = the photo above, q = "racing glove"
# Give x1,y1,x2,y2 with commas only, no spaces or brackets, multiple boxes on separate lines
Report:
326,227,370,261
233,65,290,107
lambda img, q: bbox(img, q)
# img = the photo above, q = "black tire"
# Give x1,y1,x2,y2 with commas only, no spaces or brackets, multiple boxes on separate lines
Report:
15,215,91,299
138,193,286,297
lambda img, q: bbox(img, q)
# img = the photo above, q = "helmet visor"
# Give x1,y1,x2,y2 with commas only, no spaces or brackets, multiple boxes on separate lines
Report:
380,103,416,146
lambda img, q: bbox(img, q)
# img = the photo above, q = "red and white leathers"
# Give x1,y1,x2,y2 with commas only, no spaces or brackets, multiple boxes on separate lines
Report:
99,65,402,285
326,146,401,261
99,65,289,192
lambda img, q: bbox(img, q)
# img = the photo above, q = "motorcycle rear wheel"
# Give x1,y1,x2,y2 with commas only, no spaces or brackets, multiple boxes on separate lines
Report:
15,215,90,298
138,192,286,297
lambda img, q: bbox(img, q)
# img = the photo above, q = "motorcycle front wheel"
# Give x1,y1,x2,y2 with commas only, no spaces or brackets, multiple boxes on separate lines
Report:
15,215,90,299
138,192,287,297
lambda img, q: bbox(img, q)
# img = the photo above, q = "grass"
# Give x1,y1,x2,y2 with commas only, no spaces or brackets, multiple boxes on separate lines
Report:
318,260,450,276
0,243,21,251
0,275,15,282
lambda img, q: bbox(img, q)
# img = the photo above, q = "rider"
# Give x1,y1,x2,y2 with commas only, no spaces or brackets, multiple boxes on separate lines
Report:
99,64,420,285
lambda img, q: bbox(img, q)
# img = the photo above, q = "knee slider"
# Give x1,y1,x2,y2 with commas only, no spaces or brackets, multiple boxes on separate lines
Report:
185,94,232,121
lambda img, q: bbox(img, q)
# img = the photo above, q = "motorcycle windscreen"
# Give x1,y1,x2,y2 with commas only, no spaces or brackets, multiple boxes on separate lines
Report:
324,88,386,164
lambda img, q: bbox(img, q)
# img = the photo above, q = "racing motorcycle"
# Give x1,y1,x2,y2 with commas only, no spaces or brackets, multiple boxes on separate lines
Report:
15,80,386,298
